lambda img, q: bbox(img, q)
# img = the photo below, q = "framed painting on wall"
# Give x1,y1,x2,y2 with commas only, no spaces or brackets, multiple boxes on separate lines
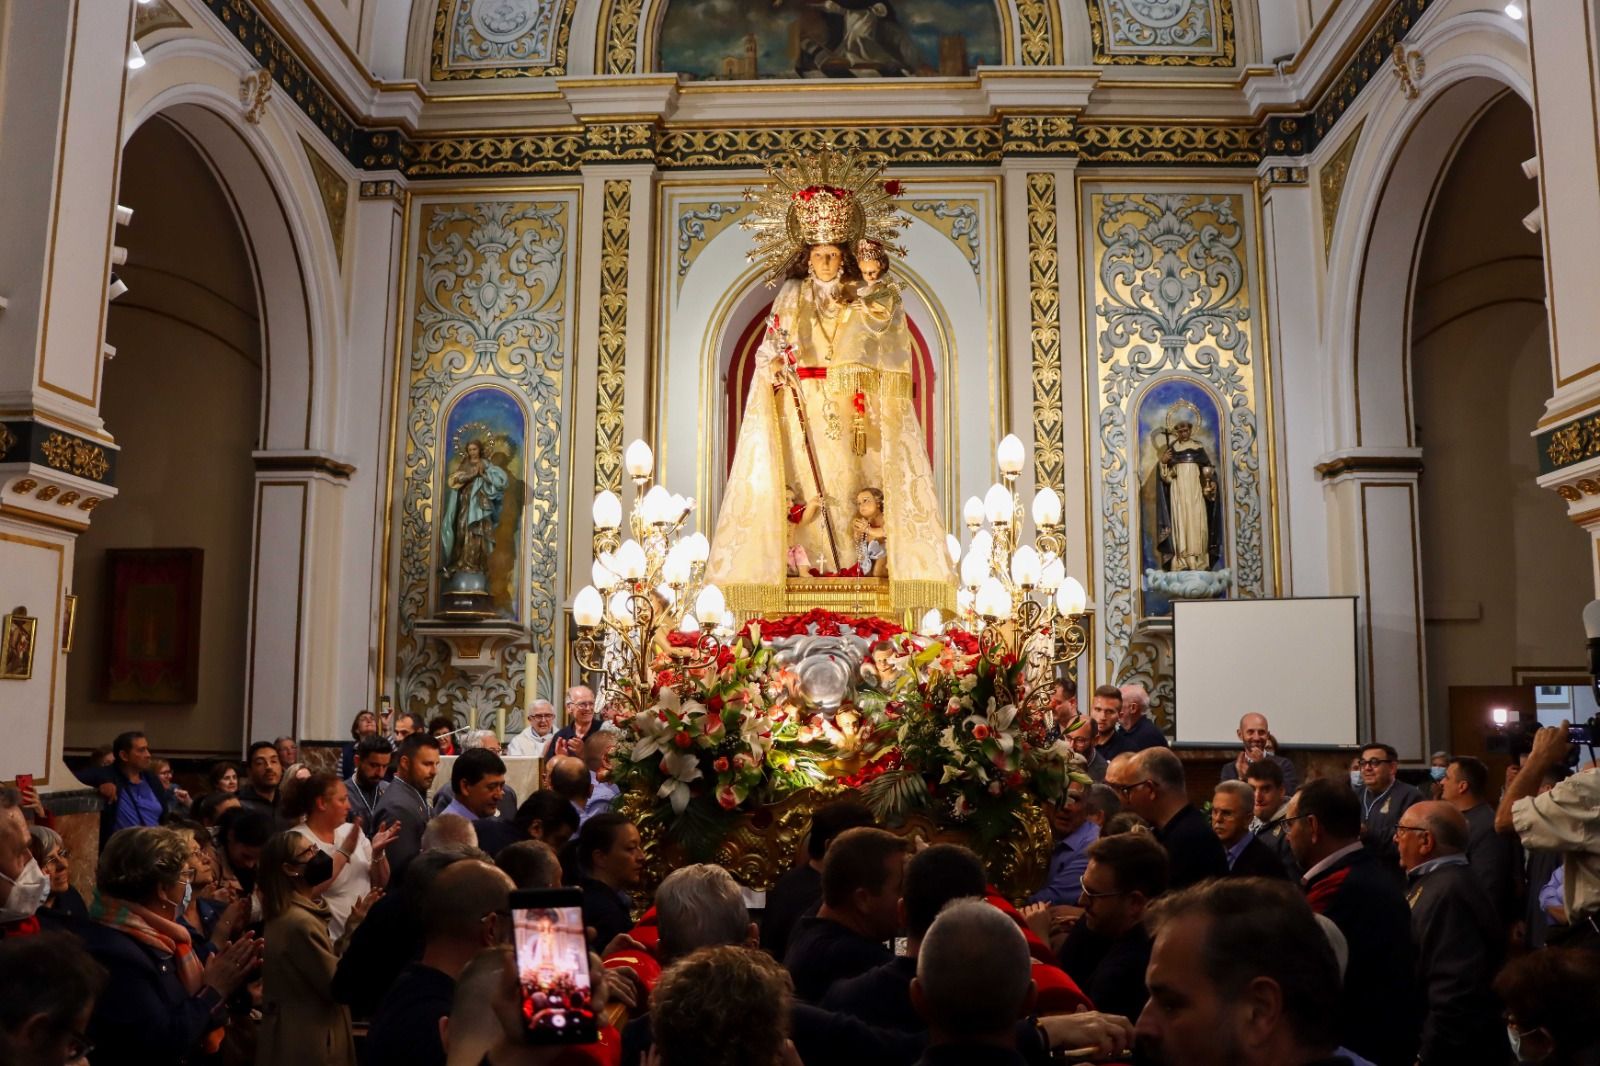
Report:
103,548,203,703
0,608,38,680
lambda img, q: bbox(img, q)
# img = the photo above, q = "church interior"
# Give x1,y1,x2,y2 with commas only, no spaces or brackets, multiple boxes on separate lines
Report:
3,0,1599,909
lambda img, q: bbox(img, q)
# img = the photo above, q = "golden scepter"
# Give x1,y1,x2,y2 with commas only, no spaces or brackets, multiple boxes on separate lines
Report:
769,316,843,572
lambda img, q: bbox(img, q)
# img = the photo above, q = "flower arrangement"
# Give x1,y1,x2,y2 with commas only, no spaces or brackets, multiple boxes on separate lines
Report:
610,609,1084,859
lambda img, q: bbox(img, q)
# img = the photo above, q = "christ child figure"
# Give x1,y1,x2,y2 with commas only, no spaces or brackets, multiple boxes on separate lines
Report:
785,485,823,576
851,487,887,576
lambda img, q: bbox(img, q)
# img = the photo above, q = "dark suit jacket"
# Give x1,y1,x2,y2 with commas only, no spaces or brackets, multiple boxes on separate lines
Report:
1304,845,1420,1066
1218,753,1300,796
371,779,432,883
1407,859,1506,1066
821,956,920,1031
1227,835,1289,880
1461,802,1516,920
761,864,822,959
472,816,524,857
1360,780,1424,877
77,919,225,1065
1057,921,1151,1022
784,915,892,1003
1154,804,1230,889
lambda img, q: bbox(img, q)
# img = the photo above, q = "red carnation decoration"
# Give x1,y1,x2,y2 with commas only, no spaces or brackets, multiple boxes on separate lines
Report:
883,180,904,196
714,756,730,773
673,731,692,749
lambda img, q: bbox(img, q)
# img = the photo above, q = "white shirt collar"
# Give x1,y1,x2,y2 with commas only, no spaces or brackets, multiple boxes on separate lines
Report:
1300,840,1365,885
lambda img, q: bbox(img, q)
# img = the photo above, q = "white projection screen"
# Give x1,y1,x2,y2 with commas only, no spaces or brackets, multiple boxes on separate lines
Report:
1172,597,1359,748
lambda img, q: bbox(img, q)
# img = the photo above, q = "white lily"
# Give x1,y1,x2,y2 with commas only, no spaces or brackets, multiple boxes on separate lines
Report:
657,749,703,814
630,711,677,762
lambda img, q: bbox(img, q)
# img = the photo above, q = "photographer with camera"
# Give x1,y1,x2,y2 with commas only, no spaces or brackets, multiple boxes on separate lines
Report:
1495,720,1600,948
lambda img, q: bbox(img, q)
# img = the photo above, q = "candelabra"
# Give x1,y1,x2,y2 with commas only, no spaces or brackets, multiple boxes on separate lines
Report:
571,440,731,721
939,433,1091,715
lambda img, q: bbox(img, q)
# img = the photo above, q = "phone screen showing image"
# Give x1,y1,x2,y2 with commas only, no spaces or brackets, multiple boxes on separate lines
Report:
511,889,597,1045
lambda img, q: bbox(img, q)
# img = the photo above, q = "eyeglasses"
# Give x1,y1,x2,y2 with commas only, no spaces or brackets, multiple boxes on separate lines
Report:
1107,779,1154,799
1394,825,1432,837
1357,758,1395,768
1278,813,1315,827
1078,877,1127,901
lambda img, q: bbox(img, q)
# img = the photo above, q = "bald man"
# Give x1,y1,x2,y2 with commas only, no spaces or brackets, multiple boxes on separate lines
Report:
1398,801,1505,1065
1216,713,1299,795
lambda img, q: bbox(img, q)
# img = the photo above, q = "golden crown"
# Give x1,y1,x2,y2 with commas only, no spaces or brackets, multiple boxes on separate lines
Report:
743,142,908,286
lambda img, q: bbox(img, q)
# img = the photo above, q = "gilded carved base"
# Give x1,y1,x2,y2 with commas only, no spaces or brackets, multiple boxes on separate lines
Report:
620,786,1052,903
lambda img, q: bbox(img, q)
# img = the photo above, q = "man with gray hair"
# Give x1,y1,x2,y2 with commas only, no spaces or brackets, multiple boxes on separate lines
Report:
1106,748,1227,888
1396,801,1504,1064
421,812,478,852
1210,780,1287,880
911,900,1134,1064
506,698,557,757
655,863,758,961
1102,683,1168,759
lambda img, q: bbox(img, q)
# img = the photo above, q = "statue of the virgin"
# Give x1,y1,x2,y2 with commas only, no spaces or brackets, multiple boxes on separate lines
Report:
706,144,955,616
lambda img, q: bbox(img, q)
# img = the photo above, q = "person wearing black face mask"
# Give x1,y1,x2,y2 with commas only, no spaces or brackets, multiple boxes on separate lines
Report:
258,831,375,1066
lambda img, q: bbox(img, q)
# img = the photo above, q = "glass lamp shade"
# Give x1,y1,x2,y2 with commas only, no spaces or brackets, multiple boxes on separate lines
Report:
997,434,1026,475
654,583,677,606
612,540,647,580
975,576,1013,619
1031,487,1062,527
963,496,985,528
624,439,654,479
592,558,621,591
641,485,674,525
683,532,711,564
717,610,738,635
1010,545,1042,587
983,483,1013,525
956,588,975,614
695,584,726,624
946,534,962,565
661,546,692,586
969,529,994,563
572,586,604,627
679,613,701,634
919,609,943,637
592,490,623,530
1057,576,1088,616
959,548,989,589
607,590,637,625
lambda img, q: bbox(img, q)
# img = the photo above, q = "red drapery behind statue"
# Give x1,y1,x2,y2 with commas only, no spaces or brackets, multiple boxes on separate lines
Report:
724,300,936,474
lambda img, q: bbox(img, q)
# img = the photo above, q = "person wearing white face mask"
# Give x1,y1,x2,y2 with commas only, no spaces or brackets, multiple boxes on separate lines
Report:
1494,945,1600,1065
0,788,48,937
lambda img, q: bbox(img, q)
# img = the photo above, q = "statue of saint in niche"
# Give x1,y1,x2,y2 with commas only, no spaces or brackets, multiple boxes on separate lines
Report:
1153,399,1221,573
441,436,509,577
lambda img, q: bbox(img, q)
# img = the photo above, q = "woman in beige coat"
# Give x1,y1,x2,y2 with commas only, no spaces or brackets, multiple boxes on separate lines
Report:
256,830,375,1066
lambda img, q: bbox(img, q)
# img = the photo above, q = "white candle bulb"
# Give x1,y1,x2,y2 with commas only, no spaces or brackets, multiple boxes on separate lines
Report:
607,589,636,625
642,485,674,525
624,440,654,479
695,584,726,623
679,613,701,634
919,609,943,637
592,558,620,591
662,550,692,587
946,534,962,565
684,532,711,564
996,434,1026,476
572,586,603,627
1010,545,1042,588
612,540,647,580
1039,553,1065,593
1031,486,1062,527
1057,576,1088,616
963,496,984,528
983,483,1013,525
975,576,1012,620
960,548,989,589
592,490,623,530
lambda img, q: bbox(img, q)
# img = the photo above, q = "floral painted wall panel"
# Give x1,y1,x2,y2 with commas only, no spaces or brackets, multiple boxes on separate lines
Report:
395,196,577,723
1084,188,1274,727
1087,0,1235,66
432,0,577,79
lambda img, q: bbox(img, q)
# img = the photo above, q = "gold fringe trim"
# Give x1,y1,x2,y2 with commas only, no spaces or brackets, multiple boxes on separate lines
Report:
889,578,957,613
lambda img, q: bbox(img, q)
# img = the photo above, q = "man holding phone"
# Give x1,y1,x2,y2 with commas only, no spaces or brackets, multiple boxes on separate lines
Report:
1497,720,1600,948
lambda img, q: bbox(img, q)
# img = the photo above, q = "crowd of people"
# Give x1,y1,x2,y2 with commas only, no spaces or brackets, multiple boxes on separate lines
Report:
2,679,1599,1066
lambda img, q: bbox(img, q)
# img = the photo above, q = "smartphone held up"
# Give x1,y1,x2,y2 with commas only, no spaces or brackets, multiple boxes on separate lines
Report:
511,888,598,1045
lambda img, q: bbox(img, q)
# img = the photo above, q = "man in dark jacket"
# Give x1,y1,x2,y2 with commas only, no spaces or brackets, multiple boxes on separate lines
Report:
784,827,907,1002
1357,742,1424,877
1211,781,1287,880
371,733,442,883
1397,802,1507,1066
1056,832,1167,1022
1287,778,1419,1065
1440,756,1516,919
1106,748,1227,889
761,799,874,959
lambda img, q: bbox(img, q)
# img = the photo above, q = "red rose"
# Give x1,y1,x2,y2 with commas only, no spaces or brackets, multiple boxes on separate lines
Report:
707,695,724,712
713,757,730,773
716,786,739,810
883,180,904,196
973,723,991,740
673,731,692,749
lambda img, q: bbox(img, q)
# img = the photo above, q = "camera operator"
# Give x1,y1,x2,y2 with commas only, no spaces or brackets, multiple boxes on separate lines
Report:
1496,721,1600,948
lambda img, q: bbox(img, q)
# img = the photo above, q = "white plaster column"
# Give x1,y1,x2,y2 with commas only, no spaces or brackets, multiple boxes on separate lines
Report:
1258,168,1329,596
329,185,405,740
1320,453,1428,759
0,1,133,432
1527,0,1600,415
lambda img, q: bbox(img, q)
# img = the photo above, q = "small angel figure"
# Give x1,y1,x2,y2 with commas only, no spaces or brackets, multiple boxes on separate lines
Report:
859,638,898,691
849,487,887,576
785,484,823,576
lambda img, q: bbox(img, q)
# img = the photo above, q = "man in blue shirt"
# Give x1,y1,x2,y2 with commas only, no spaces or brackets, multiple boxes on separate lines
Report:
1029,782,1117,904
81,731,168,845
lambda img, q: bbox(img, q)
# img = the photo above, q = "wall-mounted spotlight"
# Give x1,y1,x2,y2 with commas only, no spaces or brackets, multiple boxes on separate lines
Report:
108,273,129,301
1504,3,1524,18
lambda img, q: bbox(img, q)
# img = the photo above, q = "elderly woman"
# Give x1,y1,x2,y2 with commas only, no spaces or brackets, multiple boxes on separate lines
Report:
257,830,365,1066
26,824,86,921
207,760,241,796
78,826,260,1065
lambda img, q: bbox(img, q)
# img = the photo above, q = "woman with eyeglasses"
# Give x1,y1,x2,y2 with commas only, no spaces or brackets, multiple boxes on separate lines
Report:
78,826,262,1066
26,824,87,921
257,830,374,1066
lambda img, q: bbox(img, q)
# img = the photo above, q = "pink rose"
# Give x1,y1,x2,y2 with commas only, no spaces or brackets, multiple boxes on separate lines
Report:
717,786,739,810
